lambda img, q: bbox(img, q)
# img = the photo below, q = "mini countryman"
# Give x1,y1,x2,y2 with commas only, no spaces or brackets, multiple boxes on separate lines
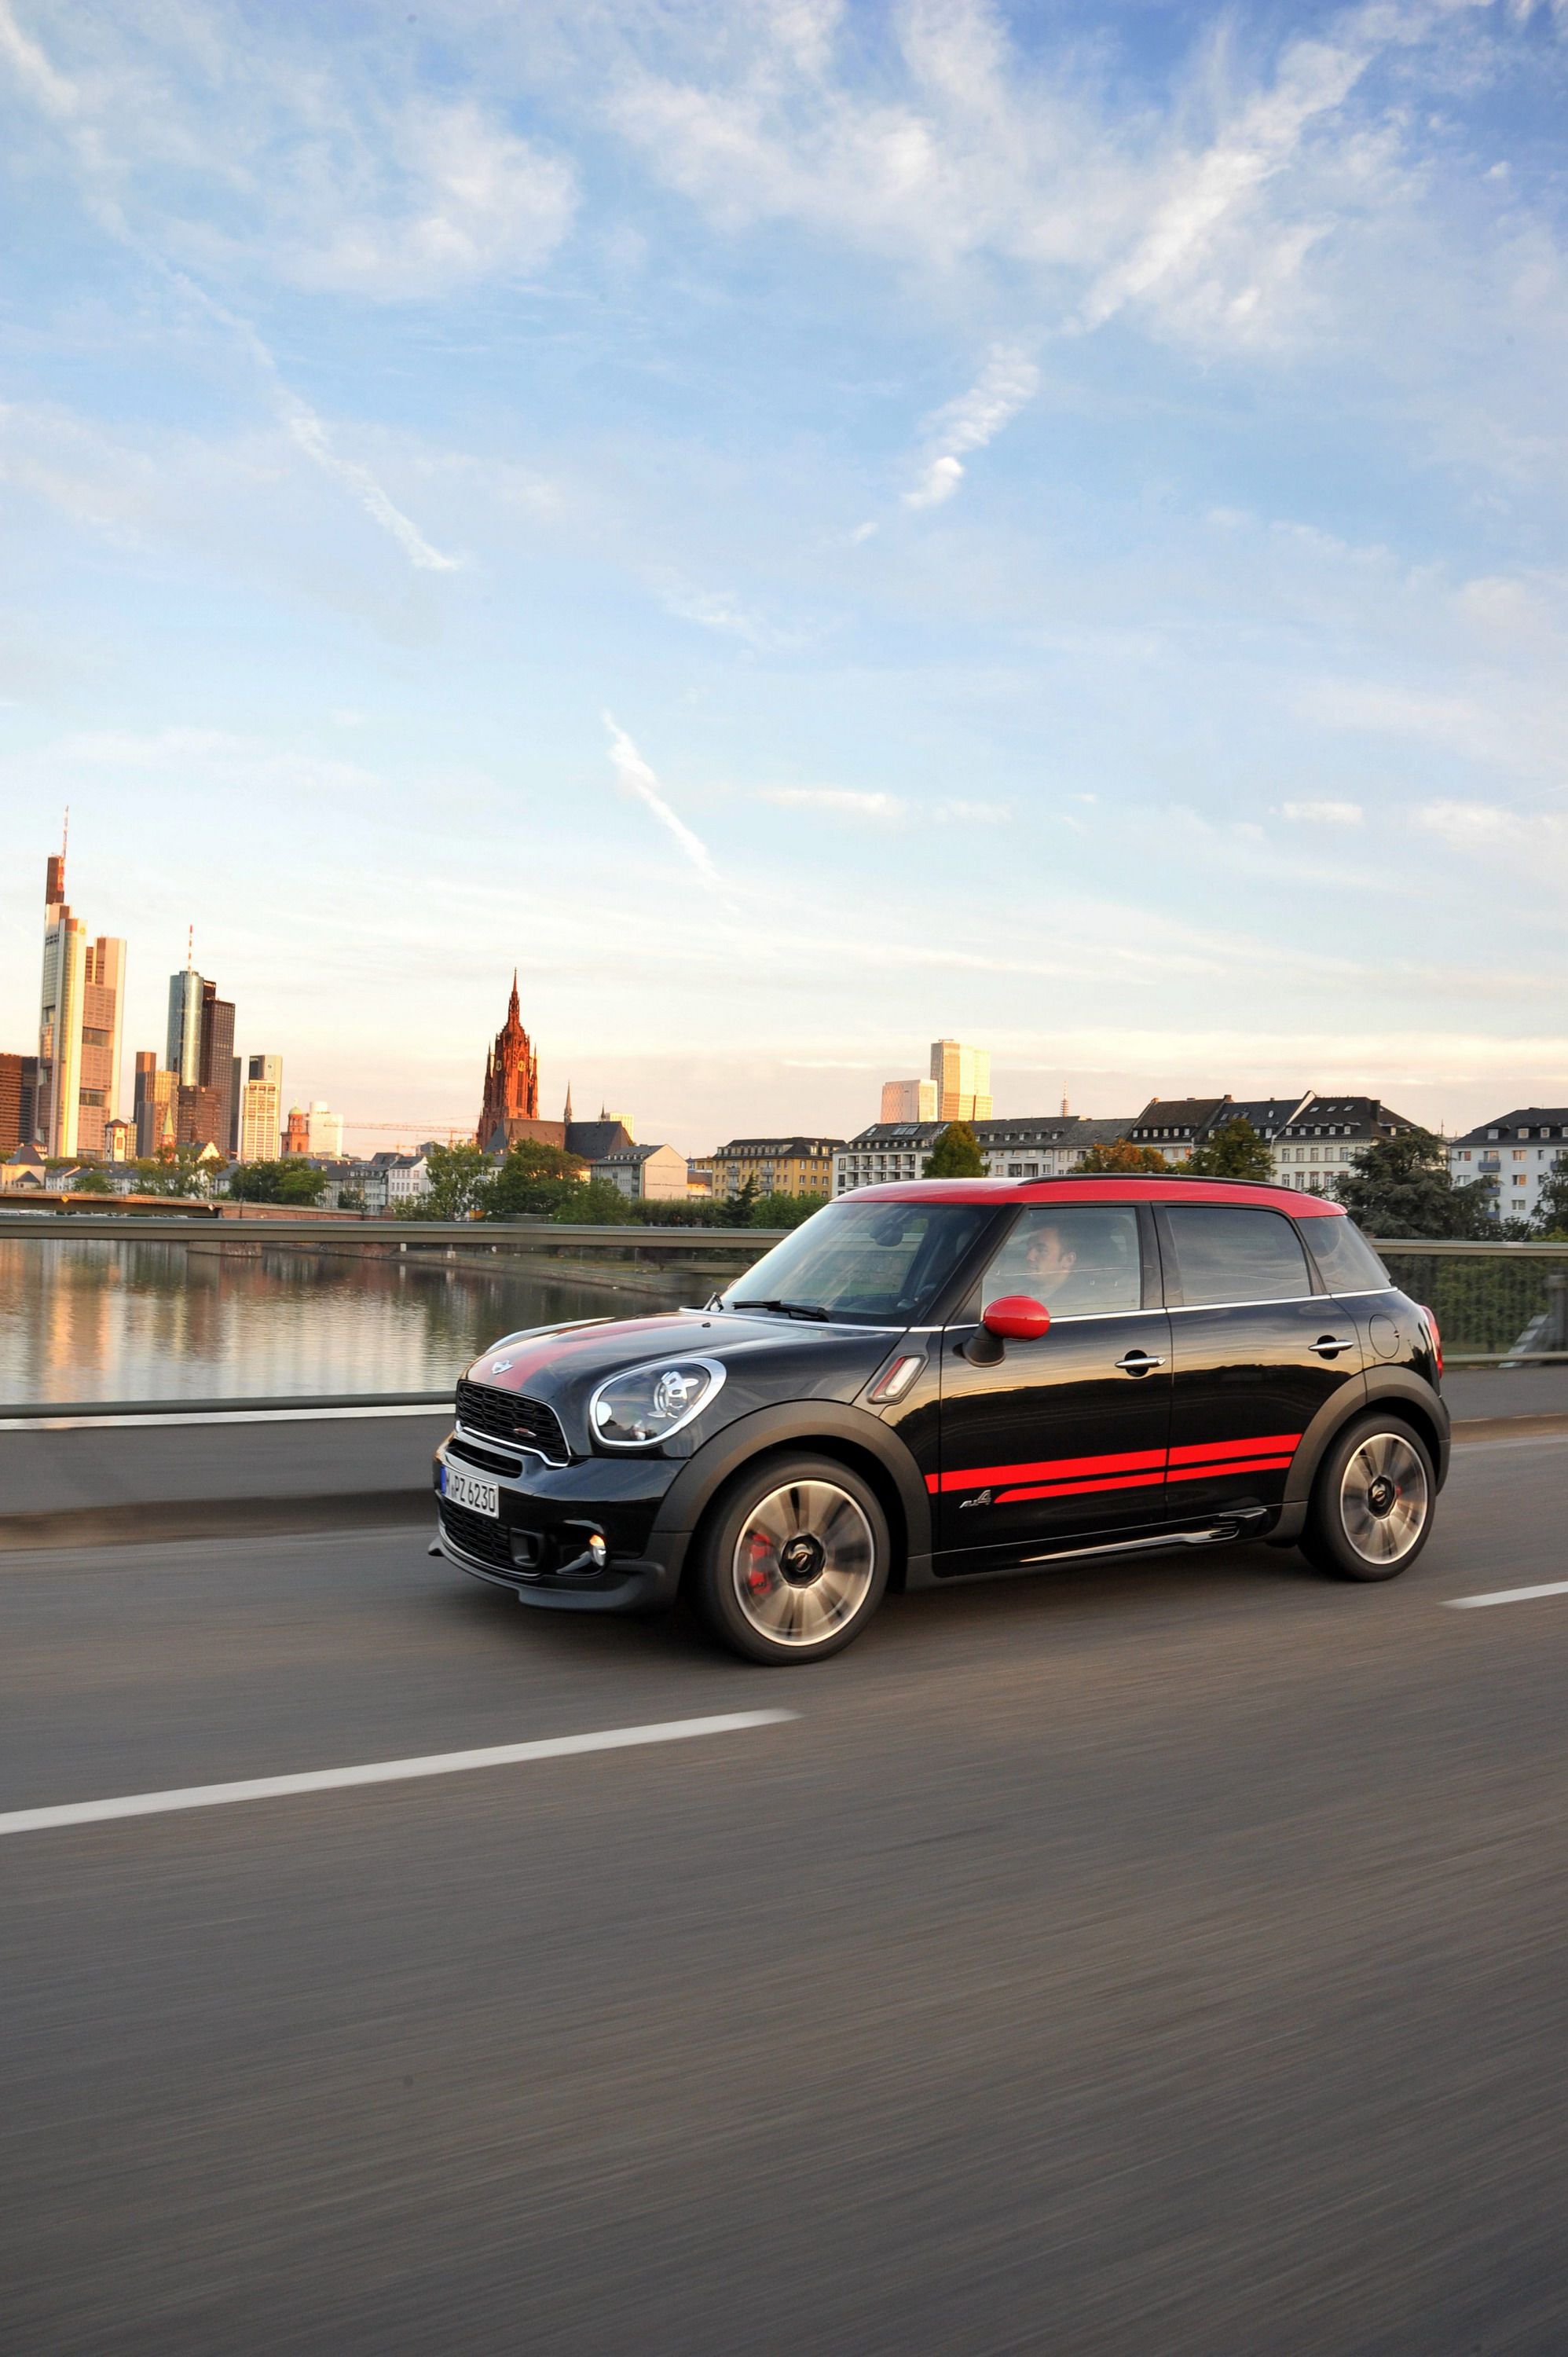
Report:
432,1178,1448,1664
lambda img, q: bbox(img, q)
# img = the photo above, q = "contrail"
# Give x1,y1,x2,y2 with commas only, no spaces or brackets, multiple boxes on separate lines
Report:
603,714,721,885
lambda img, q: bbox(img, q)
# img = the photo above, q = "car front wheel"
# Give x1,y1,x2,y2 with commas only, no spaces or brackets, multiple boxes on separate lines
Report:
1301,1414,1435,1582
693,1454,890,1664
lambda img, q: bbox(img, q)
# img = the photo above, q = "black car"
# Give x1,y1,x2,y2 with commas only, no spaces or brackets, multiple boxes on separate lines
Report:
432,1178,1449,1664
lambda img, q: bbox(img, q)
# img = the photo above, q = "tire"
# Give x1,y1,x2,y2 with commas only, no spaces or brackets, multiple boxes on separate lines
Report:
692,1453,890,1665
1300,1414,1435,1582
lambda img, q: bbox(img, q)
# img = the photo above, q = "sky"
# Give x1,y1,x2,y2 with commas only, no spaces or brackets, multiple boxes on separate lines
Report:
2,0,1566,1155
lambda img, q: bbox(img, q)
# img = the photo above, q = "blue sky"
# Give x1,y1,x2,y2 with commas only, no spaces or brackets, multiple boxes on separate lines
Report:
2,0,1566,1153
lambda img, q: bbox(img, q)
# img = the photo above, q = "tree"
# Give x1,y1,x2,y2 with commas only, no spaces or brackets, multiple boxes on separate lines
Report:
1072,1138,1171,1175
923,1122,987,1178
551,1178,636,1225
749,1190,828,1230
227,1159,327,1206
720,1175,762,1226
131,1146,211,1198
1186,1118,1274,1182
1331,1129,1491,1240
406,1140,493,1221
485,1137,589,1219
70,1167,114,1195
1532,1160,1568,1241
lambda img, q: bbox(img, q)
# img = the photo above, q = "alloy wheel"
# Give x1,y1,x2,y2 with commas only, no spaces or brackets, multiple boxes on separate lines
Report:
1339,1431,1429,1566
731,1479,877,1649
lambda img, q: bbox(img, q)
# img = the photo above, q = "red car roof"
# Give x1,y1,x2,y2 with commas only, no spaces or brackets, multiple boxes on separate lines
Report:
844,1175,1342,1216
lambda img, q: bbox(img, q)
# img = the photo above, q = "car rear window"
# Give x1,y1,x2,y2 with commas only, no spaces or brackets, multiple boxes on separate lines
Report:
1303,1212,1390,1293
1162,1205,1313,1306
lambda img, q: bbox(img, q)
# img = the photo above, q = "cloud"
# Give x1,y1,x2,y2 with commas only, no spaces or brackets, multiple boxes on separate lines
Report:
281,101,577,301
1281,799,1364,825
933,798,1010,824
905,346,1039,508
655,577,790,649
761,786,904,819
603,714,722,884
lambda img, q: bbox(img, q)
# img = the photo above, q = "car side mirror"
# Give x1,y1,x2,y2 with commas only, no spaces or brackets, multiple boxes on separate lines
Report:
982,1294,1052,1341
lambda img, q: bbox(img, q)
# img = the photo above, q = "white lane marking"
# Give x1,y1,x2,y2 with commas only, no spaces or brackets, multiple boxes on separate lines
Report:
0,1712,797,1838
1445,1582,1568,1611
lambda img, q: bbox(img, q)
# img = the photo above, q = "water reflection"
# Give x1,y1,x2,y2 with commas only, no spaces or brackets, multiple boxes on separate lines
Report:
0,1239,689,1404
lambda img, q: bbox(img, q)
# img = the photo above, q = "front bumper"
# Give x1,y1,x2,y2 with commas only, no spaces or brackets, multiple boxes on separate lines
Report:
432,1434,685,1615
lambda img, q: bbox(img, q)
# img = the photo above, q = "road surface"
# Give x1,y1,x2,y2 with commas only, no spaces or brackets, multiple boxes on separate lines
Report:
5,1431,1568,2353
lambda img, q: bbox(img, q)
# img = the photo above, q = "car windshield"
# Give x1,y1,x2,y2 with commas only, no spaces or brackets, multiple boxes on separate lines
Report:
721,1199,994,1326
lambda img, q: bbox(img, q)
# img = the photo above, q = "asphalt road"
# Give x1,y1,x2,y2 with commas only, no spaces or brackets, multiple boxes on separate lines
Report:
5,1435,1568,2355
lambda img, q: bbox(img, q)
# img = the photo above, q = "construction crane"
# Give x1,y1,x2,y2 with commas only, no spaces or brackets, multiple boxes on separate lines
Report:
339,1121,476,1142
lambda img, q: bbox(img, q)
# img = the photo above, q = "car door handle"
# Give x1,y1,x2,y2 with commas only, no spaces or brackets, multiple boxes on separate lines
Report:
1116,1351,1166,1376
1310,1336,1354,1358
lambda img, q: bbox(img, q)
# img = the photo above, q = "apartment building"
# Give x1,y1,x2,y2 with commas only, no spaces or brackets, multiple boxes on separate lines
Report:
1449,1109,1568,1224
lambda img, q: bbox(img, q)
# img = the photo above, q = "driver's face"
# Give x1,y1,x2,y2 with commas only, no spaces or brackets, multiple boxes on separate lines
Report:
1024,1226,1075,1289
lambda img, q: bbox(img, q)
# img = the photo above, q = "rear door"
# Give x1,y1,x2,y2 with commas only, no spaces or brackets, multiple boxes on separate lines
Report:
936,1202,1172,1565
1156,1203,1364,1519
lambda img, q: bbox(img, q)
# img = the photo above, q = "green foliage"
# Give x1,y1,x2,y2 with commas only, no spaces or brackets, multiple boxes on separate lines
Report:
1331,1129,1491,1240
1072,1138,1171,1175
1186,1118,1275,1181
336,1183,367,1213
720,1175,762,1226
1532,1161,1568,1240
749,1190,827,1229
551,1177,636,1225
922,1121,987,1178
69,1167,114,1195
405,1140,493,1221
130,1146,211,1198
623,1197,723,1226
485,1137,589,1219
227,1159,328,1206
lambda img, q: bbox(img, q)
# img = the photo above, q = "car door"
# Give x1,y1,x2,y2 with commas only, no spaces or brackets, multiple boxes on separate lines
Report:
1156,1201,1365,1520
936,1201,1172,1568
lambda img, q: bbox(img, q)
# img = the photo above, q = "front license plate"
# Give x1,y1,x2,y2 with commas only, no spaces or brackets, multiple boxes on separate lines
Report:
443,1466,500,1517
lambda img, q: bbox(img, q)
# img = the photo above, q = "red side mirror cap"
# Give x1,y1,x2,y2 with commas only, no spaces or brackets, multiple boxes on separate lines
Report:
982,1293,1051,1341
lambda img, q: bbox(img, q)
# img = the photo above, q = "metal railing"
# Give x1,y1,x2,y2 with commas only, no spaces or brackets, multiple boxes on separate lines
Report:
1372,1240,1568,1364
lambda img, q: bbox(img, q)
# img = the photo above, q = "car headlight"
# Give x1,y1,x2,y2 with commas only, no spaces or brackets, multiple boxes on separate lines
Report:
588,1358,727,1448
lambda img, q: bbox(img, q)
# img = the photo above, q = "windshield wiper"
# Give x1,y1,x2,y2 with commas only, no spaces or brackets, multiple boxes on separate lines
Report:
731,1297,830,1321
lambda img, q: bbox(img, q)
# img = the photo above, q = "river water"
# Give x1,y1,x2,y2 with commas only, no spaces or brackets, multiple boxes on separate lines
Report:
0,1238,693,1406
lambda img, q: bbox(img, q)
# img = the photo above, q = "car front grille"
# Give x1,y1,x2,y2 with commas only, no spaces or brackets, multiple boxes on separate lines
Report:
455,1380,570,1463
438,1499,518,1574
446,1433,522,1479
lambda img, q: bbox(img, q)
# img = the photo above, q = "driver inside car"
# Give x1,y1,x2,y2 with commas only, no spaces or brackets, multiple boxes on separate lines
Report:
984,1208,1139,1319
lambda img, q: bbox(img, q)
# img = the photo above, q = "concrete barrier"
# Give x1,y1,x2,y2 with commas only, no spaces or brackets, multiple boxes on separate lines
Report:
2,1365,1565,1554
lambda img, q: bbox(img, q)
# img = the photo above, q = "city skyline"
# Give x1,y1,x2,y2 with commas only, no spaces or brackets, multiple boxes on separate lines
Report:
2,4,1566,1147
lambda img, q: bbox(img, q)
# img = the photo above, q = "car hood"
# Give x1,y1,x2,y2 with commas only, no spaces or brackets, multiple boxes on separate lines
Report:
461,1307,900,1457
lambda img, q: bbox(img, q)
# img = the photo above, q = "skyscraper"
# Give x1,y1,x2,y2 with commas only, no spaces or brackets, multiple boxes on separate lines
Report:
134,1052,178,1158
38,845,126,1159
166,960,236,1157
240,1055,284,1161
929,1038,992,1123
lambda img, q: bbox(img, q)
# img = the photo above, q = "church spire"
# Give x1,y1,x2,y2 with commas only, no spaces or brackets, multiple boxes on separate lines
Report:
508,969,520,1025
564,1078,574,1124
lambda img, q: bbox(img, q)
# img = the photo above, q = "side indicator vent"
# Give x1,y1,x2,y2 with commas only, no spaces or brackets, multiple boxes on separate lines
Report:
868,1354,925,1405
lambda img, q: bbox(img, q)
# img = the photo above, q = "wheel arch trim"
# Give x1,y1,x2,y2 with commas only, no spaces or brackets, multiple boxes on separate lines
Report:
1282,1370,1449,1512
646,1402,932,1593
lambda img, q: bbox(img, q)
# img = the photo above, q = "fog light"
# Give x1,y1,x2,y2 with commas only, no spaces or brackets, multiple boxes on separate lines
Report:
588,1534,609,1569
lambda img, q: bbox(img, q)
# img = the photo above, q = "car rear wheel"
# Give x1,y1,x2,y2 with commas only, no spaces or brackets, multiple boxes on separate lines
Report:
693,1454,890,1664
1301,1415,1435,1582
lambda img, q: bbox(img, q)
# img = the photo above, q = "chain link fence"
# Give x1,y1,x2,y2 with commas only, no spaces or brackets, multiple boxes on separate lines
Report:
1375,1243,1568,1363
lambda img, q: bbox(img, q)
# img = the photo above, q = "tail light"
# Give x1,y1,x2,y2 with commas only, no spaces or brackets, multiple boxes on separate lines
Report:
1420,1305,1442,1376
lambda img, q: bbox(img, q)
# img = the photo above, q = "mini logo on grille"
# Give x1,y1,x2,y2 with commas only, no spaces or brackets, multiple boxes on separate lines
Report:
491,1358,514,1373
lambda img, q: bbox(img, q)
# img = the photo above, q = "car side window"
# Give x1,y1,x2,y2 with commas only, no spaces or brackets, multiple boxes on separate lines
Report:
1162,1206,1312,1306
981,1205,1142,1318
